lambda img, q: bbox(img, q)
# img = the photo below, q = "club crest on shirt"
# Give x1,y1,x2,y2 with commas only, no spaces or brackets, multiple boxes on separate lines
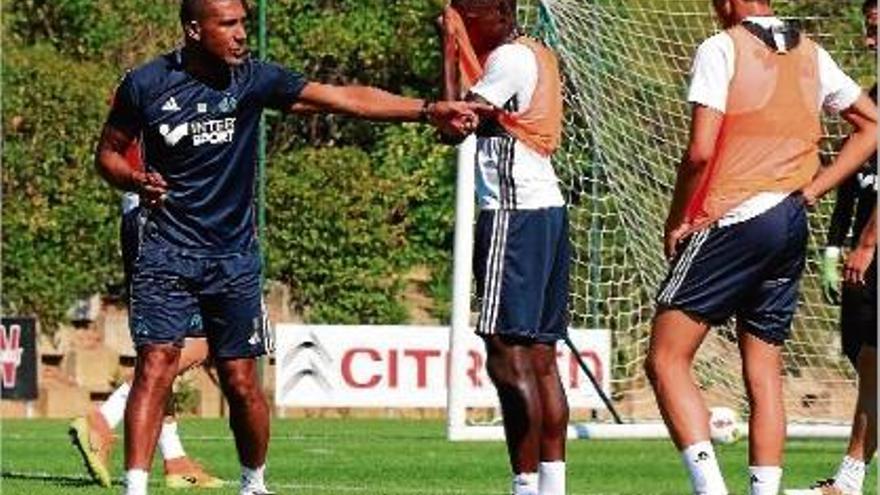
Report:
217,95,237,113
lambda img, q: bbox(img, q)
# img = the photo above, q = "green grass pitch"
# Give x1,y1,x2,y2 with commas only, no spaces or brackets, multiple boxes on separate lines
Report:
1,419,876,494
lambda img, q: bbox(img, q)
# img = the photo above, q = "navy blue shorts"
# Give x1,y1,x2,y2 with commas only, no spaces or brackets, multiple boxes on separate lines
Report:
656,194,807,344
840,257,878,364
120,207,146,282
473,207,570,344
121,208,205,339
128,231,268,359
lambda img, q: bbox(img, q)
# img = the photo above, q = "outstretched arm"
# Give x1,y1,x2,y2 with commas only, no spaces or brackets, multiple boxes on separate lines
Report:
803,93,878,204
290,82,489,138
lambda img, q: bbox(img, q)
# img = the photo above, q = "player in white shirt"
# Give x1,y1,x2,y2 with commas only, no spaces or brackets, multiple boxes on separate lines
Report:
442,1,569,494
646,1,878,495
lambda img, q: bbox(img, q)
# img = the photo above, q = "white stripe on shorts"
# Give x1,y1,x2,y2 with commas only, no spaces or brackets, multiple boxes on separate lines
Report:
658,229,710,304
478,210,510,335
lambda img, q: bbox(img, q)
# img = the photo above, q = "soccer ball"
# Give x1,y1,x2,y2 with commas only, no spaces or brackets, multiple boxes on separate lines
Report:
708,406,742,444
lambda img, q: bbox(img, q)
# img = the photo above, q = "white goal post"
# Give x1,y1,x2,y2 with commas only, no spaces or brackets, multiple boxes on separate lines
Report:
446,0,873,441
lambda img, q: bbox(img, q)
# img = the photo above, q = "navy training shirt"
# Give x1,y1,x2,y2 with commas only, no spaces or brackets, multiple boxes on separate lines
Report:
108,50,307,254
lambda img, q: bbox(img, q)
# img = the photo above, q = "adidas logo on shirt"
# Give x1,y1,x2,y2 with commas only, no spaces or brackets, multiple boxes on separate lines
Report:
161,97,180,112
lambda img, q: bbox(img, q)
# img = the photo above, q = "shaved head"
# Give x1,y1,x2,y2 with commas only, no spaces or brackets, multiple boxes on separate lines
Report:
180,0,246,26
452,0,517,16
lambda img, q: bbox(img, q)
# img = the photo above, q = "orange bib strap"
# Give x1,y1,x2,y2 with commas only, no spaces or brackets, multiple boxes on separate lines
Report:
443,6,563,156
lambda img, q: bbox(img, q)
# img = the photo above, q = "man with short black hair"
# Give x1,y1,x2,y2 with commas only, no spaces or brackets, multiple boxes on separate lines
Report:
96,1,484,494
645,0,877,494
441,1,570,494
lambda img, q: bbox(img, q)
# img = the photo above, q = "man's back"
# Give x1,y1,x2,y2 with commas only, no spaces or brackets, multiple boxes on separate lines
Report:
685,16,862,229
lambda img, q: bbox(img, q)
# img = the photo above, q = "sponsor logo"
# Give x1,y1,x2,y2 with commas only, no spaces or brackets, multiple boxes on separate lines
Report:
857,171,876,191
159,122,189,146
158,118,236,147
695,451,709,462
0,324,24,388
161,97,181,112
191,118,236,146
280,332,334,394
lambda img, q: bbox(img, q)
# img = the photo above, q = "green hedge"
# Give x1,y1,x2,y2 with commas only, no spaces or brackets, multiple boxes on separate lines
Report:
2,45,121,329
3,1,458,332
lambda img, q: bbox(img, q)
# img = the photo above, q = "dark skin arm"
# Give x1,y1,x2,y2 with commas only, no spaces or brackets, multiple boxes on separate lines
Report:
95,124,167,206
437,19,499,142
844,206,877,285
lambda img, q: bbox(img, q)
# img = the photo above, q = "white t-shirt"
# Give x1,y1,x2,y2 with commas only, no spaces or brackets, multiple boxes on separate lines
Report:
470,43,565,210
687,16,863,226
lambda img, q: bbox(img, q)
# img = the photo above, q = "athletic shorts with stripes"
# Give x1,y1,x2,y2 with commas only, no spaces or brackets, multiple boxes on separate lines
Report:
473,207,570,344
656,193,807,344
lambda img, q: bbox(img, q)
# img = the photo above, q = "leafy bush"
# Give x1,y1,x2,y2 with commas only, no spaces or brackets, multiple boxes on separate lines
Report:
265,146,411,324
5,0,179,66
2,44,121,330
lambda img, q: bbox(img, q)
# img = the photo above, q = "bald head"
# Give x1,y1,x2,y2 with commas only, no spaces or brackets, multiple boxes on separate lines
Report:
452,0,517,19
180,0,246,26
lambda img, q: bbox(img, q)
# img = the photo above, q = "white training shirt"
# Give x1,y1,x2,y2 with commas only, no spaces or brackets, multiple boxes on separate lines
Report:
687,16,863,226
470,43,565,211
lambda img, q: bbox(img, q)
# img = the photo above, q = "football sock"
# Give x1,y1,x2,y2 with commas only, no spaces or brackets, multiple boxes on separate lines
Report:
158,420,187,461
748,466,782,495
99,382,130,429
833,456,866,493
538,461,565,495
681,441,728,495
241,464,267,493
512,472,539,495
124,469,149,495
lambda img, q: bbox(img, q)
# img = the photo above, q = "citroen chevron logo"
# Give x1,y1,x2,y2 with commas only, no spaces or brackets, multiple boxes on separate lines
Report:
280,331,334,397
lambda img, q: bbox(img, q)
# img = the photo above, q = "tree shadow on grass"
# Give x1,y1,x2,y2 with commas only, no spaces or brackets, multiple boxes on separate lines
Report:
1,470,116,488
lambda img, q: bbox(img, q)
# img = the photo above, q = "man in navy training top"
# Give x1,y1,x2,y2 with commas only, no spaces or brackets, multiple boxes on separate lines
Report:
94,1,486,494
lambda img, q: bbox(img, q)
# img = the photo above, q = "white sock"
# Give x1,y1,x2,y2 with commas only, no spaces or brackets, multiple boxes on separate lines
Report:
833,456,866,493
748,466,782,495
681,441,728,495
511,472,539,495
539,461,566,495
124,469,149,495
99,382,130,429
158,421,187,460
240,464,267,493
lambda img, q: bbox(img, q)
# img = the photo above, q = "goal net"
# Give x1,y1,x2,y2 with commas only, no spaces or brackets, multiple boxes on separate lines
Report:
448,0,875,439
